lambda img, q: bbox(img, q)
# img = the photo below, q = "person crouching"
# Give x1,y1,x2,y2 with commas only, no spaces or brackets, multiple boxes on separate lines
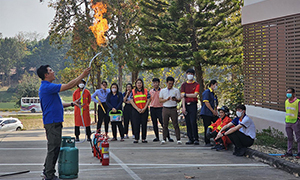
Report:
206,106,232,151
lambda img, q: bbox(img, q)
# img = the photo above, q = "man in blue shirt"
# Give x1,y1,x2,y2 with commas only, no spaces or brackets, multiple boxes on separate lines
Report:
37,65,90,180
91,81,110,136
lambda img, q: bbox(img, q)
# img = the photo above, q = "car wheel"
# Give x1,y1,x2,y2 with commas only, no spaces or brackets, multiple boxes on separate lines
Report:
16,127,21,131
31,109,36,113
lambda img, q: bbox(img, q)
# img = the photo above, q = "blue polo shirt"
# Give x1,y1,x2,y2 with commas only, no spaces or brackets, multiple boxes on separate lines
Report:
200,88,218,117
39,81,63,125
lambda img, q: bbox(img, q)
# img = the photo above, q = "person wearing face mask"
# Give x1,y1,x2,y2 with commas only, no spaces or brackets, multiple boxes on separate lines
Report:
206,106,232,151
200,80,219,146
106,83,124,141
180,69,200,145
91,81,110,136
73,79,92,141
281,88,300,159
215,105,256,156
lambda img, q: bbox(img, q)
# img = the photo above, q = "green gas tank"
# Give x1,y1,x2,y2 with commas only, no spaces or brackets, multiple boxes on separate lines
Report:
58,136,78,179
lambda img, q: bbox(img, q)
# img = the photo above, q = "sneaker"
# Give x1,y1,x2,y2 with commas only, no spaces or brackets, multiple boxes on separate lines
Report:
204,143,212,147
133,140,138,143
120,138,125,142
281,152,293,158
235,147,246,156
177,140,182,144
185,141,194,145
216,145,225,151
142,140,148,143
125,134,129,139
41,171,46,178
194,140,199,145
75,138,80,142
211,144,221,150
160,140,166,145
87,138,91,141
153,138,159,142
296,153,300,159
111,138,117,141
168,138,174,142
132,135,135,139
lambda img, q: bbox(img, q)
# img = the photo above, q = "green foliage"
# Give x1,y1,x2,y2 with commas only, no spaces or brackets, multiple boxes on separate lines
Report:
139,0,243,96
15,72,41,107
255,127,287,150
204,65,244,112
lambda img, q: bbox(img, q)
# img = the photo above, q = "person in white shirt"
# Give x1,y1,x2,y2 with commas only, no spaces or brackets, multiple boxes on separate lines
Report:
159,76,182,144
215,104,256,156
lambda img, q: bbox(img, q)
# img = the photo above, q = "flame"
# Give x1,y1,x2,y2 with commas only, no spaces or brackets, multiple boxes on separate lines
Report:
89,0,109,46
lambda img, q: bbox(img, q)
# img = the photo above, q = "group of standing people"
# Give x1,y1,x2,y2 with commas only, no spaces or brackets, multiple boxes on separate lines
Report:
37,64,257,180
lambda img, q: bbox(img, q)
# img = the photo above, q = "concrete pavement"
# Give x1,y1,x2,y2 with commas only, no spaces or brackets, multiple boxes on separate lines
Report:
0,125,298,180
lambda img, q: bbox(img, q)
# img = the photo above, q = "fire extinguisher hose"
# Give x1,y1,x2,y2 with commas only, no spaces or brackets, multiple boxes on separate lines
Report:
77,52,102,144
0,170,30,177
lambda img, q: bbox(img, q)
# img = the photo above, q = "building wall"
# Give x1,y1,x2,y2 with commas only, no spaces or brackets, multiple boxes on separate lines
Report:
242,0,300,133
242,0,300,25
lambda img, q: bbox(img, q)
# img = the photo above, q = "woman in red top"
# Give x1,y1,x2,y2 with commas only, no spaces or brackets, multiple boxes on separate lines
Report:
73,79,92,141
130,78,151,143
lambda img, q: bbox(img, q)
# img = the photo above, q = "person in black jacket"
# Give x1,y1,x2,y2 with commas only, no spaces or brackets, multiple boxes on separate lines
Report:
106,83,124,141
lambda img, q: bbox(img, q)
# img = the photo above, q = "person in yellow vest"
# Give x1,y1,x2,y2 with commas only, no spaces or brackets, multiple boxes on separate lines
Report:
281,88,300,159
129,78,151,143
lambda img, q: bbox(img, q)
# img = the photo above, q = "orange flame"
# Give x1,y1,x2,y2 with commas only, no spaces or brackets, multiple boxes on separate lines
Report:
89,0,109,46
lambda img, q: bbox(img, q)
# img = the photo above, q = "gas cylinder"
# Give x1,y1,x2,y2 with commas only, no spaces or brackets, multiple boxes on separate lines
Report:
58,136,78,179
101,138,109,166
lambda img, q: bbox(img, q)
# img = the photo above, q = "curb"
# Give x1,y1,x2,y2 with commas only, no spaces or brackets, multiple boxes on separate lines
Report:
245,148,300,177
148,125,300,177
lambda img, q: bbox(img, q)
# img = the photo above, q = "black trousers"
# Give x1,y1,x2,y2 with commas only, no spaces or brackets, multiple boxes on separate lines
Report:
97,103,110,133
227,130,254,148
184,102,198,141
150,107,169,139
75,126,91,138
202,115,218,144
43,122,62,179
123,104,133,135
112,121,124,139
132,108,148,140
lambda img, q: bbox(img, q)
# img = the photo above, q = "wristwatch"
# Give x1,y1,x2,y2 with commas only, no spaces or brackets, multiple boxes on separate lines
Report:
71,102,74,107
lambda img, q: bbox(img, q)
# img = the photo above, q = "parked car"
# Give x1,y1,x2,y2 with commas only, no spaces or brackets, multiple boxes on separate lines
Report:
0,118,23,131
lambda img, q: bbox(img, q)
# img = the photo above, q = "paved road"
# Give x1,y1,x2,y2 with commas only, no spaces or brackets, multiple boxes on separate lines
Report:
0,125,298,180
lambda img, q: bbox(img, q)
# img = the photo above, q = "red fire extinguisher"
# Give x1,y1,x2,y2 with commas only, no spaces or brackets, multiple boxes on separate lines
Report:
97,135,104,160
101,138,109,166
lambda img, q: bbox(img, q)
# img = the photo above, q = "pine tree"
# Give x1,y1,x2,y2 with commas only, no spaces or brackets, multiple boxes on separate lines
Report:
139,0,243,96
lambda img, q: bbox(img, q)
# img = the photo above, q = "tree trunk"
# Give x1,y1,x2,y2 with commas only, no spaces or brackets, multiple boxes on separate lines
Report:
194,63,205,102
118,64,123,89
131,71,139,83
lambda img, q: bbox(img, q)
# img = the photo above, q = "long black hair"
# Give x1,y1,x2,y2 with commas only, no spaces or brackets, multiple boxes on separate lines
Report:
134,78,145,94
125,83,133,93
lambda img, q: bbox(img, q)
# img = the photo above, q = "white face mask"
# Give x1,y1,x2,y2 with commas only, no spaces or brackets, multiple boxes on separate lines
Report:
187,75,194,80
236,111,243,117
78,83,85,89
112,88,117,93
214,85,218,90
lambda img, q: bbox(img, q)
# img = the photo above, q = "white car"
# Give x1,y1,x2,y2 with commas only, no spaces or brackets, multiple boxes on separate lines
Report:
0,118,23,131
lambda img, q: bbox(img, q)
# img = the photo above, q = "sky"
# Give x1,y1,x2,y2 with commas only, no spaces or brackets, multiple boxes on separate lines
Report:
0,0,55,38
